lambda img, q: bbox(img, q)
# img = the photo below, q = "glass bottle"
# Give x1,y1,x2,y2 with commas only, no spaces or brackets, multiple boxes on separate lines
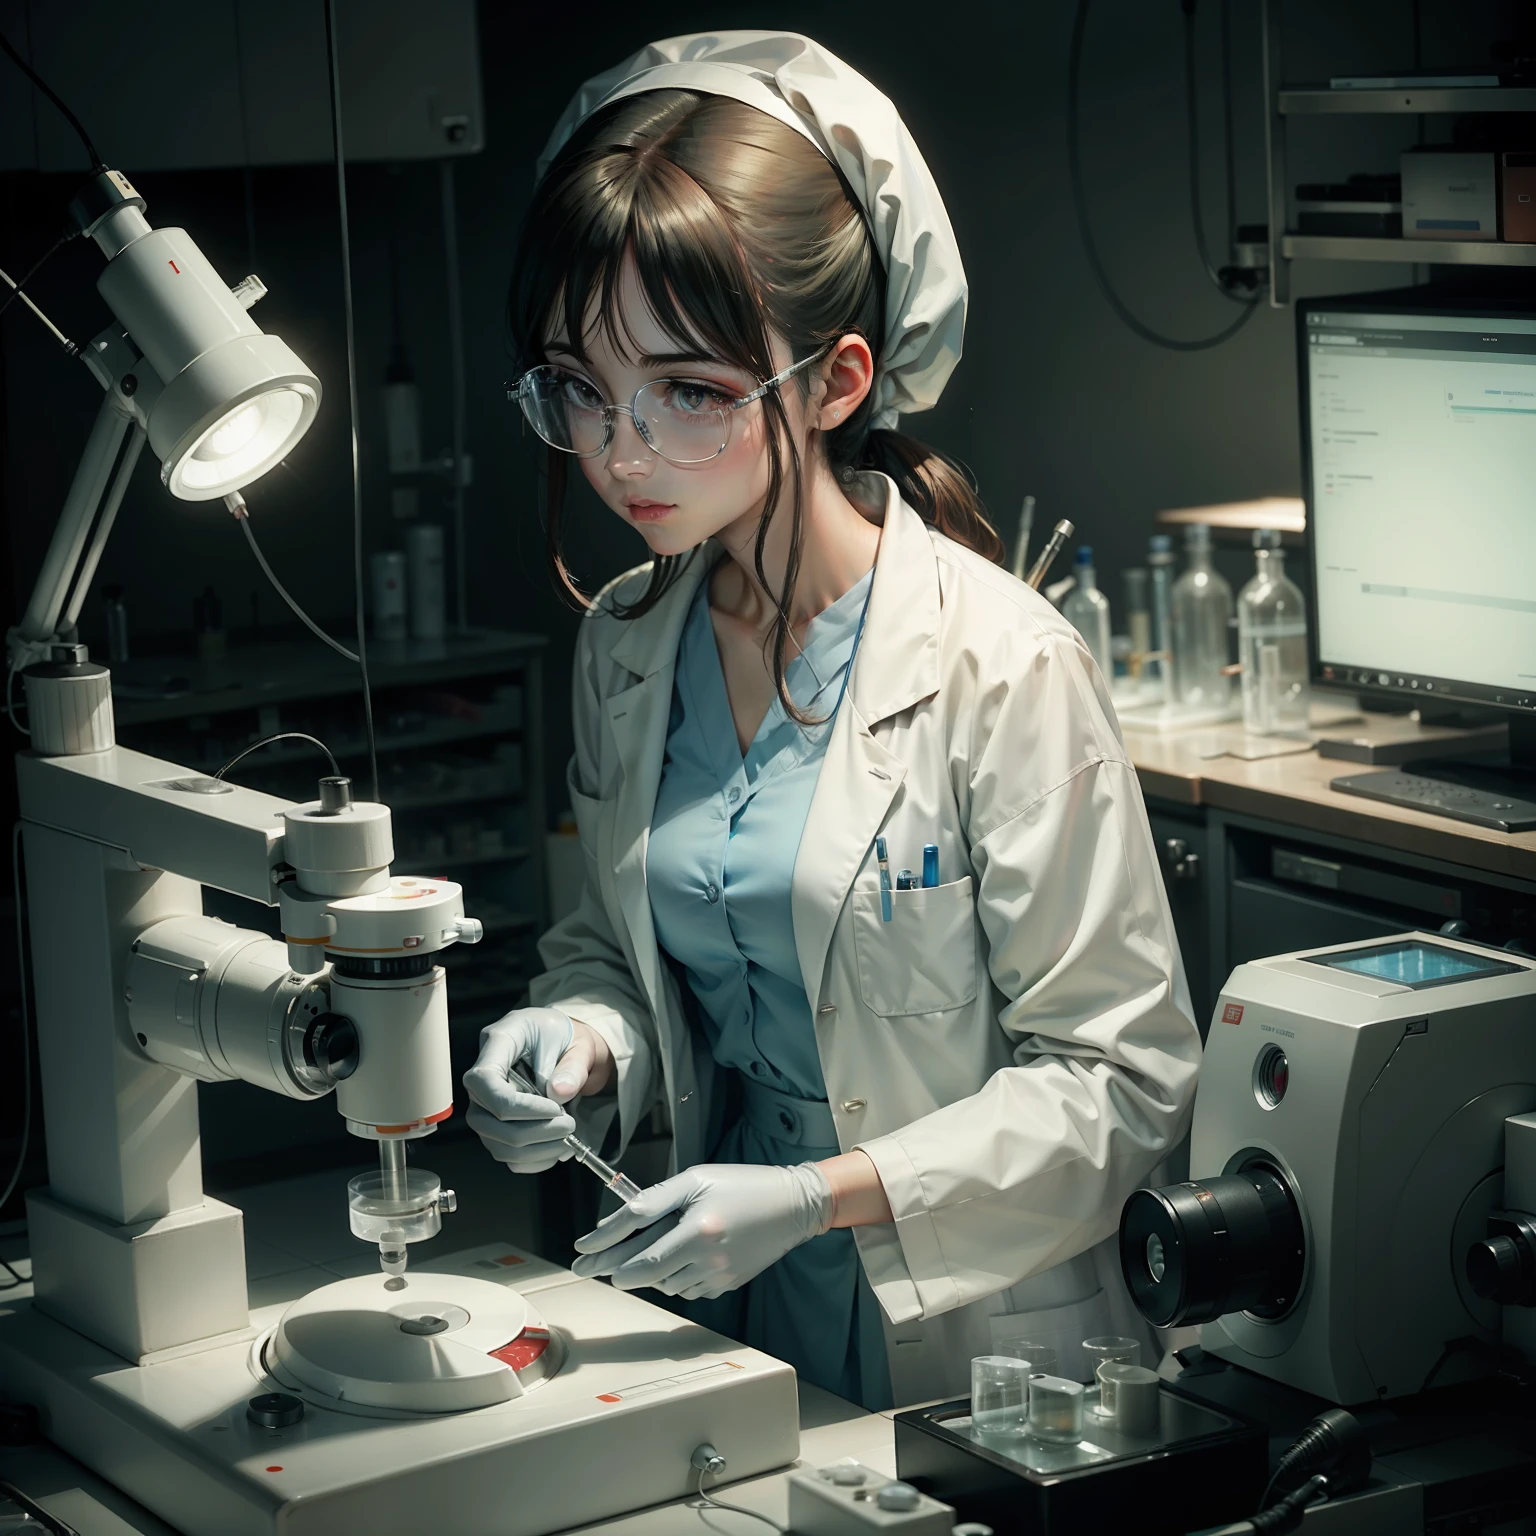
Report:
1122,568,1150,683
1237,529,1309,734
1171,524,1234,708
1062,546,1112,679
1146,535,1176,700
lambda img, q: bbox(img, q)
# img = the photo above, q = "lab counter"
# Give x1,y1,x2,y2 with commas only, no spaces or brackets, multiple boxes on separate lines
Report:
0,1136,899,1536
1125,712,1536,1028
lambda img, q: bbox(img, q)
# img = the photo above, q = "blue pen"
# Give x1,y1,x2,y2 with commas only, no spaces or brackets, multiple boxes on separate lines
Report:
875,836,894,922
922,844,940,888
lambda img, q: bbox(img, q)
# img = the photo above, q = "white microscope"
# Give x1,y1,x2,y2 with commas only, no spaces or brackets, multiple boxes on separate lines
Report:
0,169,796,1535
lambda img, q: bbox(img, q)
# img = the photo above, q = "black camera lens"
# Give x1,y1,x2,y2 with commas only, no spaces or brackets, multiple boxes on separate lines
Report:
1119,1159,1305,1328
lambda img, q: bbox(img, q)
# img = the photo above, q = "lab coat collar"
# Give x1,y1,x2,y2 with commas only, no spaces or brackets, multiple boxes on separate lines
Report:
845,474,942,728
608,550,713,680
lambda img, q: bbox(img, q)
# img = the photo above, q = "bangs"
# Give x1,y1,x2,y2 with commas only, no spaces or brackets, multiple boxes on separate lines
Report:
512,101,777,384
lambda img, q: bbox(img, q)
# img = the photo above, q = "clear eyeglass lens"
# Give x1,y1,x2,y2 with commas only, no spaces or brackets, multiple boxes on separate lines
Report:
633,379,731,464
517,367,733,465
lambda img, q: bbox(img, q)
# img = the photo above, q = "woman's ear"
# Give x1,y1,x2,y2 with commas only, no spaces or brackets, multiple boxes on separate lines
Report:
816,334,875,431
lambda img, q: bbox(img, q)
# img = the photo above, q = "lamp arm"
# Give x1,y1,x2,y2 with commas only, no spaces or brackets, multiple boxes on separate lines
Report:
12,389,135,663
61,423,145,634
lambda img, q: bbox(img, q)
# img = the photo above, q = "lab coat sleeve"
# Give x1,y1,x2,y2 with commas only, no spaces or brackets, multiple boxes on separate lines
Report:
527,612,659,1158
856,632,1201,1323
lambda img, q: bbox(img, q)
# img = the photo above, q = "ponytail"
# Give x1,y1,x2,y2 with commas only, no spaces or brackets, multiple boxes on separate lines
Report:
853,428,1005,566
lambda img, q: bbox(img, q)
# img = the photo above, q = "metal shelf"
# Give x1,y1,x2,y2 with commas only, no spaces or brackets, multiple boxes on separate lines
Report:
1281,234,1536,267
1279,86,1536,116
188,711,522,774
384,785,525,814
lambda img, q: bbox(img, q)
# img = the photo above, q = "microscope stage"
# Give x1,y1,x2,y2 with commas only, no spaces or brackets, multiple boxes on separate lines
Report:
0,1244,800,1536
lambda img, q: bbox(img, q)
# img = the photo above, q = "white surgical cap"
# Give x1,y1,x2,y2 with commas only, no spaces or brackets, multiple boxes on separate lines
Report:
536,30,967,430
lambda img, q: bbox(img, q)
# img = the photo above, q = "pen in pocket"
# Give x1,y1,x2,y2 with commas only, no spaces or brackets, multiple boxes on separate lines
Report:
875,836,894,922
922,844,940,888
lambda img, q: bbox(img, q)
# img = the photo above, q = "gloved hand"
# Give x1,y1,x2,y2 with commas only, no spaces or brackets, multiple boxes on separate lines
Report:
462,1007,610,1173
570,1162,834,1300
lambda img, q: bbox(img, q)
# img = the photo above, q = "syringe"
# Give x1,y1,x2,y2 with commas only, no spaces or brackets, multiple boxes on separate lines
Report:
505,1066,643,1203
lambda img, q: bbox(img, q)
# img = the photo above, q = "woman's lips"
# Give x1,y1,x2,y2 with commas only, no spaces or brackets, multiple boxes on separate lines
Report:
625,500,675,523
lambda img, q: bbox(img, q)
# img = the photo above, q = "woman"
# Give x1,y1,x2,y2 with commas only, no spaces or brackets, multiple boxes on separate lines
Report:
465,31,1200,1412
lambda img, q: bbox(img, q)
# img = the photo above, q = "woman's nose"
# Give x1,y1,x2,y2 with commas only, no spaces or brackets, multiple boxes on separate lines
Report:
605,409,656,478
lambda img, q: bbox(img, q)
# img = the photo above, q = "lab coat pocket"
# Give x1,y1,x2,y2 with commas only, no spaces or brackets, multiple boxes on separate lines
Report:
852,876,978,1018
567,782,605,866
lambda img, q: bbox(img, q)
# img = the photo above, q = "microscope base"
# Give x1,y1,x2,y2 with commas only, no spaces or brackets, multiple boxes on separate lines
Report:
0,1243,800,1536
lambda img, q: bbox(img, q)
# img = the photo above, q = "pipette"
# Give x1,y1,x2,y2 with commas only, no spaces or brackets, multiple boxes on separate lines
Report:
505,1065,644,1203
1025,519,1076,590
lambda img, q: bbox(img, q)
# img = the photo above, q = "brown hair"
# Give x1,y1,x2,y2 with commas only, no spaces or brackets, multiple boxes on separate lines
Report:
507,90,1002,706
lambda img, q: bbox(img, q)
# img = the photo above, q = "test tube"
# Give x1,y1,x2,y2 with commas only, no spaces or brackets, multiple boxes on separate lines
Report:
506,1066,642,1203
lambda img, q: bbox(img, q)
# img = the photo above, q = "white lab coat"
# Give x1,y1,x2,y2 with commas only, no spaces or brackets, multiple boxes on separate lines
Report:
529,474,1201,1406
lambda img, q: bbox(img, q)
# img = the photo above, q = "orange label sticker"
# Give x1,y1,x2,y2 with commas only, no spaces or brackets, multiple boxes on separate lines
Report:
1222,1003,1244,1025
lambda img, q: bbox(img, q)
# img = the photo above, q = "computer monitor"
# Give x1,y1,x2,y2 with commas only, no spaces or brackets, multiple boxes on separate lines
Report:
1297,290,1536,831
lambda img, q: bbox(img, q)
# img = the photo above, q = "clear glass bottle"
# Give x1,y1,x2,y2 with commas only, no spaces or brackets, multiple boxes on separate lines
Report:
1122,568,1150,683
1062,545,1112,678
1146,535,1176,700
1237,529,1309,734
1171,524,1234,709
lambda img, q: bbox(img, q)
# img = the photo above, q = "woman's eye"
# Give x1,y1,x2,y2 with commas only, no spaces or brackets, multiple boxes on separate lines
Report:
559,375,605,409
662,380,731,414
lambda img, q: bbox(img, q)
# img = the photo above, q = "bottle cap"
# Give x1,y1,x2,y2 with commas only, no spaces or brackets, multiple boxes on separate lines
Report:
1253,528,1282,549
1184,523,1212,548
1075,545,1093,564
1149,534,1172,552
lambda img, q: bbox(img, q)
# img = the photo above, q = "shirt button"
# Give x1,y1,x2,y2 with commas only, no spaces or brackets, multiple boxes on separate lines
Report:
704,882,720,903
750,1061,765,1076
728,787,741,805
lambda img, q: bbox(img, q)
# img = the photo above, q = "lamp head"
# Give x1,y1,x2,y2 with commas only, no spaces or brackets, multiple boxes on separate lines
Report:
79,170,320,500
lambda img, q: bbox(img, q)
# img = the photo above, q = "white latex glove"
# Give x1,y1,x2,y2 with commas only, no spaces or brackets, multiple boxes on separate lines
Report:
462,1007,595,1173
569,1162,834,1300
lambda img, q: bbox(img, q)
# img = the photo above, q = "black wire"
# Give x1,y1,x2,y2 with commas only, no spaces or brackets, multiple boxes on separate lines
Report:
1183,1,1242,296
0,29,104,170
214,732,340,783
0,229,76,322
1221,0,1238,247
0,1254,23,1288
322,0,379,804
0,1476,82,1536
1068,0,1258,352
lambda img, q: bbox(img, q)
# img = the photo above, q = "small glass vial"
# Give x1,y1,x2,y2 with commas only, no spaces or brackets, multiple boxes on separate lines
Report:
1171,524,1233,708
1062,546,1113,680
1027,1373,1085,1445
1238,529,1309,734
1146,535,1176,699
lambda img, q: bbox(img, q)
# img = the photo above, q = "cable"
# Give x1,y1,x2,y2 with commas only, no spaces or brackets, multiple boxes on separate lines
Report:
323,0,379,804
1067,0,1257,351
1,825,34,1222
0,230,77,323
692,1467,786,1535
0,28,103,170
0,1475,82,1536
231,503,359,662
1182,0,1249,301
0,1254,23,1289
0,263,77,354
5,666,29,738
214,732,340,783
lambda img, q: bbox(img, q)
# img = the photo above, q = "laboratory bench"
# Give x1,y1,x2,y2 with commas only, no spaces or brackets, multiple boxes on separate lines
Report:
1126,712,1536,1028
0,1134,898,1536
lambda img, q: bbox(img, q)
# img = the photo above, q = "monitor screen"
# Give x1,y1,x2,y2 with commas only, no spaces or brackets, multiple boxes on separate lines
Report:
1309,939,1522,989
1300,300,1536,716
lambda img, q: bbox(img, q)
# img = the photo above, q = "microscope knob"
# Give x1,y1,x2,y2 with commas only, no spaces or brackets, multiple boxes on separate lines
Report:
453,917,484,944
1467,1235,1536,1305
246,1392,304,1429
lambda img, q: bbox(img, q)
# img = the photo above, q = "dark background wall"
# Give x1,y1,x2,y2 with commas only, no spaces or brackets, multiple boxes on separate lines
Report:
0,0,1527,1217
6,0,1524,805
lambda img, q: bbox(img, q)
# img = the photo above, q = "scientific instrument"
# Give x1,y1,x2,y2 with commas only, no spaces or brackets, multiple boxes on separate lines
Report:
1170,523,1233,709
1025,519,1075,590
1119,931,1536,1404
1145,534,1175,699
0,144,797,1536
1008,493,1036,581
1300,292,1536,830
1237,529,1308,735
1061,546,1112,678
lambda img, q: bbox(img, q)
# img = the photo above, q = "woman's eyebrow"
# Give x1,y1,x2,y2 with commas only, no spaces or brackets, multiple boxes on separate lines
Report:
638,351,738,370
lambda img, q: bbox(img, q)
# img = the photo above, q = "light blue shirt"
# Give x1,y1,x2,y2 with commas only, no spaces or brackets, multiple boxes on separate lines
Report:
647,568,873,1095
